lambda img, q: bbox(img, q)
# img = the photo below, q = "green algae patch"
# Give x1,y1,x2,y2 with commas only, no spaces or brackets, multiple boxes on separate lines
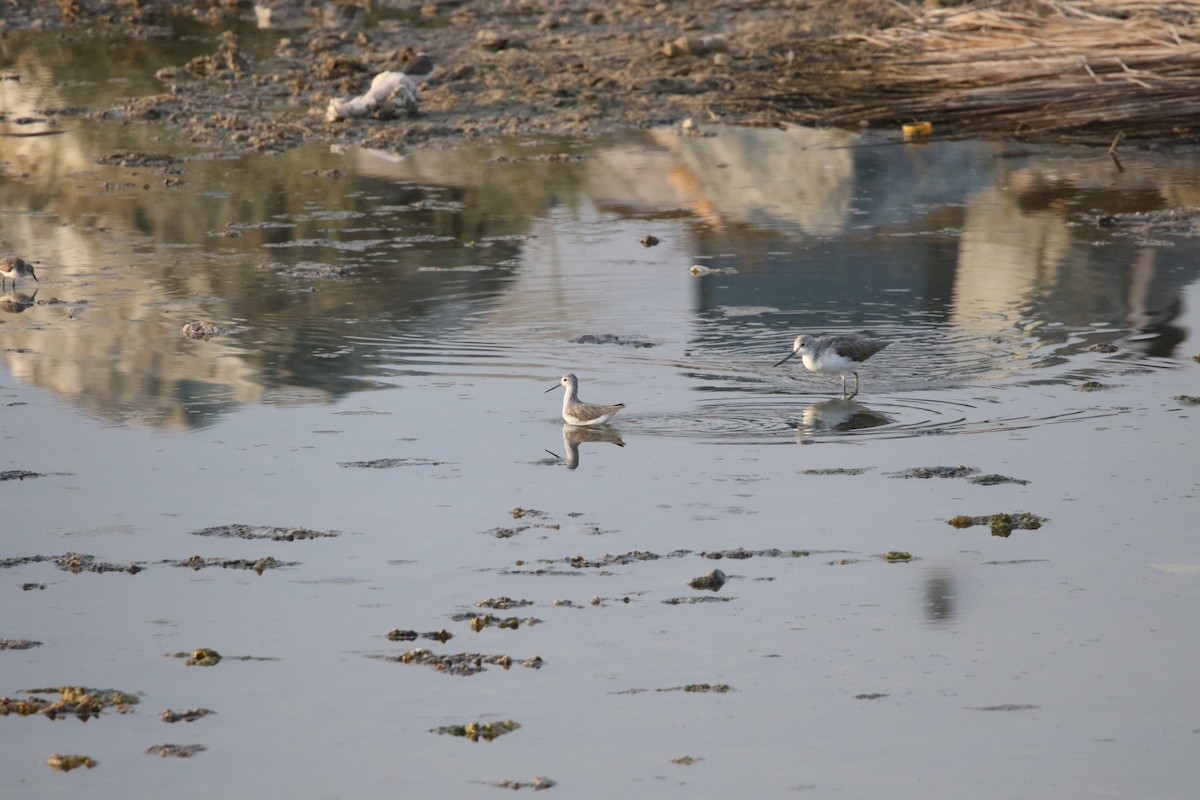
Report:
1,686,140,721
433,719,520,742
802,467,870,476
46,753,97,771
1078,380,1107,391
948,512,1046,537
882,551,913,562
1174,395,1200,406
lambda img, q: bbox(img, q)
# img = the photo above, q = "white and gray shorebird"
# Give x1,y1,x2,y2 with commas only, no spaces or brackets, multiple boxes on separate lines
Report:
545,373,625,426
774,334,891,398
0,256,38,292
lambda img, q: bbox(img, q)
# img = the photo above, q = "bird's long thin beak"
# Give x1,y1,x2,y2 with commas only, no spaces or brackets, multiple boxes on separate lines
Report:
544,383,559,393
31,274,38,283
773,350,797,367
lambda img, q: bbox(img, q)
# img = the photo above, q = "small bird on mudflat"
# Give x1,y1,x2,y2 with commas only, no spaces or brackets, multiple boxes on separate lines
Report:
774,334,891,398
0,256,38,292
545,373,625,426
400,52,434,85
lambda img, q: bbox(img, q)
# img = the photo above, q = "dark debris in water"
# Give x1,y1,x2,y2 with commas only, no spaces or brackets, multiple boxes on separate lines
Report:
490,776,557,790
0,469,42,481
161,708,214,723
476,596,534,610
146,743,207,758
0,639,41,650
168,555,296,574
968,474,1031,486
190,523,341,541
339,457,450,468
1174,395,1200,406
802,467,871,476
855,693,889,700
0,686,140,721
1078,380,1108,391
662,595,732,605
386,628,453,643
888,465,979,479
968,704,1041,712
432,719,520,742
167,648,278,666
700,547,821,560
568,333,656,348
510,507,547,519
617,683,734,695
1086,342,1119,353
96,151,180,168
453,613,541,632
180,321,224,340
381,648,544,676
948,512,1046,537
54,552,142,574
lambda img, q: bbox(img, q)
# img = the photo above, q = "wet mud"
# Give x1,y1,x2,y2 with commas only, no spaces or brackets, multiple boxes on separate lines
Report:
10,0,1190,157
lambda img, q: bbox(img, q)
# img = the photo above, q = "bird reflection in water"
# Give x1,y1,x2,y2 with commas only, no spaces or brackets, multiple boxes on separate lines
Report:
546,424,625,470
0,291,36,314
795,397,890,438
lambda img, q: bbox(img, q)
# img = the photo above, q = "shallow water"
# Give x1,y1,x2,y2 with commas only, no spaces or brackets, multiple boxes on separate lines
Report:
4,24,1200,800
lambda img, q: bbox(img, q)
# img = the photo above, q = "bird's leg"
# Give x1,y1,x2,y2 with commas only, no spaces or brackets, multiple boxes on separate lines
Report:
840,374,848,398
849,372,860,399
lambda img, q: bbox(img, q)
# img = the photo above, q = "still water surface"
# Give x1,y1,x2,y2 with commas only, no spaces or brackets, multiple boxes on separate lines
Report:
3,28,1200,800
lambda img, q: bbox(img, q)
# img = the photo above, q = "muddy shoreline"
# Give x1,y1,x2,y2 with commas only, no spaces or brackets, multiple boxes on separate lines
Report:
8,0,1198,154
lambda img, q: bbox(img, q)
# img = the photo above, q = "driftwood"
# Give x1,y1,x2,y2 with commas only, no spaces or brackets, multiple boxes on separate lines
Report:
738,1,1200,141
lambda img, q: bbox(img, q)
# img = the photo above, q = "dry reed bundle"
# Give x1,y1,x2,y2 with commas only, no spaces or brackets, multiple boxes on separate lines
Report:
756,1,1200,140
